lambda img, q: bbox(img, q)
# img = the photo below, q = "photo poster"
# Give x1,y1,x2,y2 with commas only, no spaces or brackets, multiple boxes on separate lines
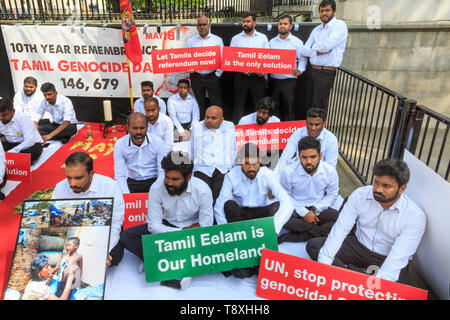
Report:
3,197,114,300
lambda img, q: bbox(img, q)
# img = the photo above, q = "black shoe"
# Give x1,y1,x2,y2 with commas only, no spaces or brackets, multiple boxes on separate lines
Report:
0,191,5,200
160,279,181,289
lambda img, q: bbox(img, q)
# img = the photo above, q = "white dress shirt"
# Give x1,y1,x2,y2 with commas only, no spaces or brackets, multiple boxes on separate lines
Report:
214,166,293,234
303,17,348,68
147,176,214,234
275,126,338,174
167,93,200,134
269,33,308,79
113,133,167,193
35,94,78,124
318,185,426,282
13,89,44,119
187,32,224,77
134,96,167,116
0,111,43,152
52,174,125,253
238,112,280,125
0,142,5,185
190,120,237,177
147,113,174,150
279,160,339,217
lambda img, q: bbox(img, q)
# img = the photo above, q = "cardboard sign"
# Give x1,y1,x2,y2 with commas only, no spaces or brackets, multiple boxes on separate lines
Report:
5,152,31,183
235,120,306,151
151,46,221,74
123,193,149,230
256,249,428,300
142,217,278,282
222,47,296,74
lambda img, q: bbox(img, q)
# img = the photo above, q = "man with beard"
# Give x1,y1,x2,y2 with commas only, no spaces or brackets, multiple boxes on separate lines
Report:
238,96,280,125
133,81,167,115
214,142,293,278
13,76,44,119
269,14,307,121
187,15,224,119
306,159,426,285
275,108,338,175
0,96,43,163
120,150,213,288
52,152,125,268
278,136,339,243
230,12,269,124
191,106,236,205
35,82,78,144
114,112,167,193
302,0,348,112
143,96,174,150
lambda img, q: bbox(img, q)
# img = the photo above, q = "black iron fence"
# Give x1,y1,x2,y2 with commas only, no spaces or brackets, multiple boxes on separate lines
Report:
327,67,450,184
0,0,271,22
272,0,312,6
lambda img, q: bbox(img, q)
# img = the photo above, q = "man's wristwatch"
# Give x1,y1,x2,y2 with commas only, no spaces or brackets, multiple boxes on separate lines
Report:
312,206,321,217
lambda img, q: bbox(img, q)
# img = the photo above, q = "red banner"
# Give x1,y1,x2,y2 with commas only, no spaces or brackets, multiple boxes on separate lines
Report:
151,46,221,74
5,153,31,183
235,120,305,151
120,0,143,66
123,193,148,230
256,249,428,300
222,47,296,74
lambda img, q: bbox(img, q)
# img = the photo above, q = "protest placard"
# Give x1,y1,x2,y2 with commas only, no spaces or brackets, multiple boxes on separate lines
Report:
5,152,31,183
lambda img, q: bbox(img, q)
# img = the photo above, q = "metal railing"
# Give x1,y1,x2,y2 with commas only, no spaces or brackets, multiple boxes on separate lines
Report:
272,0,313,6
327,67,449,184
0,0,268,22
327,67,408,185
404,104,450,181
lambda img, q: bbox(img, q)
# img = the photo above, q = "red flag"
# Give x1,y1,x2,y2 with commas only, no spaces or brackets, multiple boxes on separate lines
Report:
120,0,143,65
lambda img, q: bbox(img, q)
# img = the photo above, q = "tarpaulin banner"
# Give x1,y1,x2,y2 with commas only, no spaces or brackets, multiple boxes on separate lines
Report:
222,47,296,74
151,46,221,74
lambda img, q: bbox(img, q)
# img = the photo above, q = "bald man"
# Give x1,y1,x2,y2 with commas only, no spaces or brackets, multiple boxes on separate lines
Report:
114,113,168,193
187,15,224,119
191,106,237,204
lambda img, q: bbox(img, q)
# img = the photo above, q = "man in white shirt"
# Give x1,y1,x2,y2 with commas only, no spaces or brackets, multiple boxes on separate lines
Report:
187,15,224,118
230,12,269,124
278,136,339,243
0,141,6,200
143,96,174,150
0,96,43,163
120,150,213,288
275,108,338,174
214,142,293,278
191,106,236,204
306,159,426,285
52,151,125,268
238,96,280,125
114,112,167,194
134,81,167,115
167,79,200,142
269,14,308,121
303,0,348,112
35,82,78,144
13,76,44,119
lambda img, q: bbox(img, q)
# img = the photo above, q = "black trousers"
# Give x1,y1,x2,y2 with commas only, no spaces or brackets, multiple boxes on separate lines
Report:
0,172,7,189
305,66,337,113
306,234,411,285
126,177,157,193
2,141,43,163
223,200,280,279
270,78,298,121
278,208,339,243
233,73,266,123
120,220,177,262
194,169,225,206
190,72,222,119
38,120,77,141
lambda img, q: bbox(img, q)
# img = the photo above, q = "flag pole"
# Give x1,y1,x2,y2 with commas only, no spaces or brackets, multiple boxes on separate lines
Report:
126,57,134,112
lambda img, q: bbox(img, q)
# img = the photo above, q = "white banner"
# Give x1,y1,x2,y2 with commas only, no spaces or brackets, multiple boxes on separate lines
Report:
1,24,197,98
